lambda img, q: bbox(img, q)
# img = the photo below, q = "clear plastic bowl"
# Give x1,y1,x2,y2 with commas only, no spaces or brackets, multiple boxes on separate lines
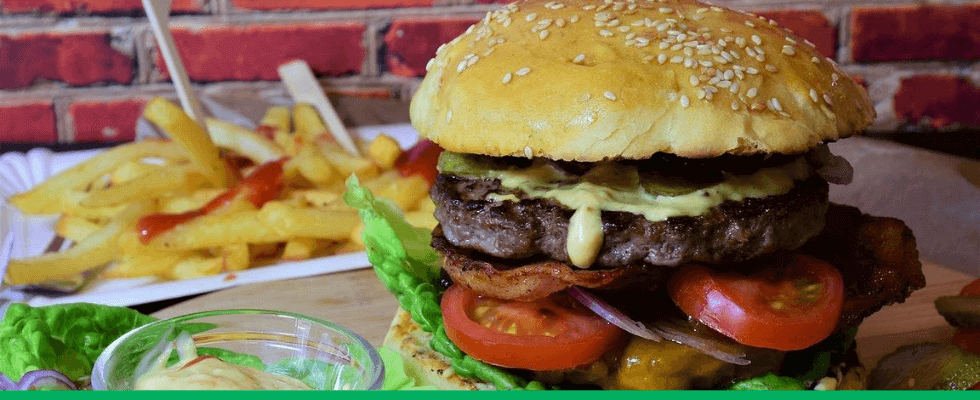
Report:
91,309,384,390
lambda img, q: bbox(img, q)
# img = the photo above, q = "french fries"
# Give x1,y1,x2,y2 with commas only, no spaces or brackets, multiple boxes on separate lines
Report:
4,97,436,288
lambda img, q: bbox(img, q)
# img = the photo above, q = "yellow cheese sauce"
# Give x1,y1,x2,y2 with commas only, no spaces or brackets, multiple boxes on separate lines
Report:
441,153,812,268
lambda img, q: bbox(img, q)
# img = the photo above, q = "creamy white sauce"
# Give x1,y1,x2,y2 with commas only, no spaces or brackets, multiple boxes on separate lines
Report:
135,356,312,390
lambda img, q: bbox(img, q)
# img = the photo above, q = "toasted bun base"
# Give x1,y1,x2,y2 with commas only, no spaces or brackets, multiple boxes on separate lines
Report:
411,0,875,161
383,307,868,390
383,308,495,390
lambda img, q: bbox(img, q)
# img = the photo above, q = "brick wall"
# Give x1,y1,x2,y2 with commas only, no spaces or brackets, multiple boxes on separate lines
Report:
1,0,979,145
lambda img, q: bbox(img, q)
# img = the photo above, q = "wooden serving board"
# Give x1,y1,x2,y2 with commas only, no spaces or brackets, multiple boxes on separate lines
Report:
154,261,975,370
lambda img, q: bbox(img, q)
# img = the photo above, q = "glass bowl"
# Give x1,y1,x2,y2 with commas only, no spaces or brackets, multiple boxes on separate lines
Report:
91,309,383,390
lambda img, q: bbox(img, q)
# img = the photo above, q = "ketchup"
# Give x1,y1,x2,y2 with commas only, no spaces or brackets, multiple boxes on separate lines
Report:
394,139,442,185
137,159,286,244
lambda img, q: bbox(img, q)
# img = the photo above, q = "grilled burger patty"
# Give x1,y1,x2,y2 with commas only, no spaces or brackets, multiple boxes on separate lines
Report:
432,174,830,268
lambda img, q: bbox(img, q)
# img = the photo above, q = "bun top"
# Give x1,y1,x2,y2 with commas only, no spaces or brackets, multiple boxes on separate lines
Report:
410,0,875,161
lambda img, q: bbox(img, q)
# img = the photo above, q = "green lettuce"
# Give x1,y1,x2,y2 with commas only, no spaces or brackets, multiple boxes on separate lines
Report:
0,302,156,382
728,373,806,390
344,175,544,390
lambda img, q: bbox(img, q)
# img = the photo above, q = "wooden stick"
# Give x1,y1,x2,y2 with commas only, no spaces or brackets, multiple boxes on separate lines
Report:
141,0,206,127
278,60,361,157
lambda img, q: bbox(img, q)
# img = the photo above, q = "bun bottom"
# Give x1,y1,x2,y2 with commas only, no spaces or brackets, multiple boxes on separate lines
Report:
382,307,868,390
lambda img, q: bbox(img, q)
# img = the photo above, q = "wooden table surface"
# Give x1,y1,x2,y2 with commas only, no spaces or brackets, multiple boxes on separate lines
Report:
153,260,976,369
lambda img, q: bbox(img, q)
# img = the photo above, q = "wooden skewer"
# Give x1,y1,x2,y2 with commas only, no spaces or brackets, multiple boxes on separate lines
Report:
277,60,361,157
141,0,206,127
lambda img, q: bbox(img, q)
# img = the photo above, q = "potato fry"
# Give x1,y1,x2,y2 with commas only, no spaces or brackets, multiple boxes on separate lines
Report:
258,202,361,240
365,173,428,212
9,139,181,214
259,105,290,134
104,231,195,278
289,144,335,186
273,131,302,156
150,209,283,250
168,244,249,280
205,118,285,164
82,165,210,207
293,103,327,142
316,140,379,180
282,238,317,261
404,210,438,230
110,160,166,186
368,134,402,169
5,201,154,285
62,190,128,221
143,97,236,187
55,215,103,242
290,189,347,210
158,189,225,214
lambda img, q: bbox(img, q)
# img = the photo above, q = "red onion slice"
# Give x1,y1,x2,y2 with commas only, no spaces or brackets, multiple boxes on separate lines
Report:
567,287,663,341
1,370,79,391
567,287,750,366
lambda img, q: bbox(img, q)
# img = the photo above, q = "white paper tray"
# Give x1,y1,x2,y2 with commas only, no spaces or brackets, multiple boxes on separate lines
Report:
0,124,420,307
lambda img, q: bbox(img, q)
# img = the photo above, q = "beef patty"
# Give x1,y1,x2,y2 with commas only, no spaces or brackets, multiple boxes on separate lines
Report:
432,174,830,268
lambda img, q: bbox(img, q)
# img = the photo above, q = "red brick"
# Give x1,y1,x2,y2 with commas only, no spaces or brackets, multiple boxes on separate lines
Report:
851,4,980,62
70,99,146,143
893,75,980,128
159,24,365,82
231,0,433,11
0,32,133,90
755,10,836,59
384,19,479,77
2,0,200,14
0,102,57,144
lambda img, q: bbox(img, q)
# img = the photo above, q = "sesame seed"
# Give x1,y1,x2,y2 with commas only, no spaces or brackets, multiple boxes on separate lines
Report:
657,54,668,64
765,64,778,72
667,92,678,101
604,91,618,101
690,75,699,85
782,45,796,56
811,56,820,63
670,55,684,64
745,21,755,27
456,60,467,72
751,35,762,45
659,7,673,13
677,33,687,41
526,13,537,22
659,41,670,50
809,89,819,102
745,47,756,57
524,146,533,158
747,87,758,98
573,53,586,63
516,67,531,76
570,15,580,23
540,30,549,39
502,72,513,84
608,19,622,28
680,95,690,107
746,66,759,74
786,37,797,44
643,54,655,63
683,47,694,56
823,93,834,105
600,29,614,37
724,70,734,80
632,20,644,27
699,60,713,67
467,55,479,66
832,73,840,82
730,82,739,93
711,6,723,12
713,55,728,64
731,101,739,110
656,22,670,31
618,25,631,32
770,98,783,111
671,43,683,51
717,80,732,88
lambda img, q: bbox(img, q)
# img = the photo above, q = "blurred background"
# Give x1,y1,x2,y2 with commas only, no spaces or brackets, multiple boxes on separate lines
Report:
0,0,978,159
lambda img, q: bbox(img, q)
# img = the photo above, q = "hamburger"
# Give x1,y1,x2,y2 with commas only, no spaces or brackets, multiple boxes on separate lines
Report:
356,0,926,390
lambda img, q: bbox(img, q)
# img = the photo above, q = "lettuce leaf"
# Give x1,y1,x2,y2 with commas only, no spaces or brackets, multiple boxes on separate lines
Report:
344,176,544,390
0,303,156,382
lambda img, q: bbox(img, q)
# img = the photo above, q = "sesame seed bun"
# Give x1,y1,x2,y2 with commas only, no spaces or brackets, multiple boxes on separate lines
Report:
410,0,875,161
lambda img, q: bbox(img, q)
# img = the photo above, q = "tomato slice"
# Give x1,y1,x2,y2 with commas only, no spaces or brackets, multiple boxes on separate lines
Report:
960,279,980,296
953,328,980,355
441,285,626,371
395,139,442,185
668,255,844,351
